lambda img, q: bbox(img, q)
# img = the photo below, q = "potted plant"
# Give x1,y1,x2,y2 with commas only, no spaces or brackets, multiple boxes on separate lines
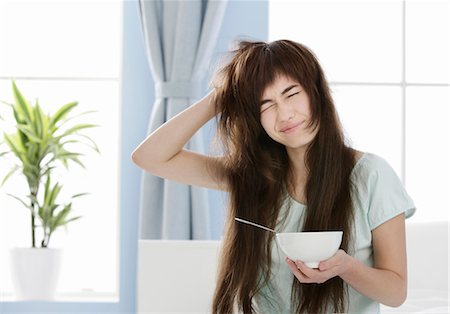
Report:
0,80,99,300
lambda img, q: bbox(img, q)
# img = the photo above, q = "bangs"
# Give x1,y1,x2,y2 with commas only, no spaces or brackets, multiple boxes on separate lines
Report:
234,40,318,107
214,39,323,133
268,41,322,131
265,41,318,99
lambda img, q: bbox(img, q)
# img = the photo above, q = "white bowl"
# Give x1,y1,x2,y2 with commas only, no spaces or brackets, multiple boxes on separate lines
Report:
276,231,343,268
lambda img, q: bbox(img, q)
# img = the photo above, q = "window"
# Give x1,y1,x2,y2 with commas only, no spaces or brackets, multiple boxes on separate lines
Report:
0,0,122,300
269,0,449,222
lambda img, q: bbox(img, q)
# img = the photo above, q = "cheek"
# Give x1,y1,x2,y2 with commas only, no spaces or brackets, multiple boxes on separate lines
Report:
260,115,273,135
304,102,312,117
296,94,311,115
304,99,313,116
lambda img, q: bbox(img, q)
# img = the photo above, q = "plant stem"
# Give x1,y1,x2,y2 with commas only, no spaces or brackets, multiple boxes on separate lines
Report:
30,190,37,248
30,204,36,248
41,228,50,248
42,235,50,248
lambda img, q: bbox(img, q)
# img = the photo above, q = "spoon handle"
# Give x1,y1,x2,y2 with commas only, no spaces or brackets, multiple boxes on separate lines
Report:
235,217,277,233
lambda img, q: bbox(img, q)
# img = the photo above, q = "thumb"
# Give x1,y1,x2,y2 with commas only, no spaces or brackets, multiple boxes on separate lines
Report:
318,261,329,271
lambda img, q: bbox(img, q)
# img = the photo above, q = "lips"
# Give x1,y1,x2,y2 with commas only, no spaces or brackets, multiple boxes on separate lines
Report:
279,121,304,133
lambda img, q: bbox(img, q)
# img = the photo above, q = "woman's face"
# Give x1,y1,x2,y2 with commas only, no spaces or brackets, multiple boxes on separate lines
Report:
260,75,318,152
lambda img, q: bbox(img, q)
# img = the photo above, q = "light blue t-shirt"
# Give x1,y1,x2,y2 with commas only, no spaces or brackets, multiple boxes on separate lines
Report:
254,153,416,313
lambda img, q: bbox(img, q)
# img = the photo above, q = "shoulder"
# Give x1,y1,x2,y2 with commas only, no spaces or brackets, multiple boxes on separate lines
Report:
351,152,416,229
350,151,405,208
351,152,398,183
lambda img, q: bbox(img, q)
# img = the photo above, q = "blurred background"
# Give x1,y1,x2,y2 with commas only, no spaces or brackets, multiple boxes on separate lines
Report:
0,0,448,313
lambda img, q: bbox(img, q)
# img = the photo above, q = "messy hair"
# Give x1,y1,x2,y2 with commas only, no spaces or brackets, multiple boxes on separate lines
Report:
212,39,355,313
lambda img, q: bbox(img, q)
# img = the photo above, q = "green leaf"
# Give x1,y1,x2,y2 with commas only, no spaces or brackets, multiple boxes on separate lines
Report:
67,155,86,169
64,215,82,225
12,81,33,125
48,101,78,130
53,149,86,169
26,144,37,165
56,123,98,139
16,124,41,143
4,133,26,161
47,181,62,208
72,192,89,198
23,163,40,188
51,184,62,205
32,100,46,139
50,204,72,232
0,100,14,107
43,175,51,206
56,151,83,158
1,165,20,187
72,134,101,153
38,204,46,222
38,140,52,160
54,110,97,130
38,103,49,142
41,165,55,178
7,193,34,212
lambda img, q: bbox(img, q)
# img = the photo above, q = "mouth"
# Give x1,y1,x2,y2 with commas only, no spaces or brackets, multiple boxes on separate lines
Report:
280,121,304,133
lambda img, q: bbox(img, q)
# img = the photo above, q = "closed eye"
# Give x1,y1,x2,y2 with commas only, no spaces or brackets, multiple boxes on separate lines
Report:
261,103,275,113
287,91,300,98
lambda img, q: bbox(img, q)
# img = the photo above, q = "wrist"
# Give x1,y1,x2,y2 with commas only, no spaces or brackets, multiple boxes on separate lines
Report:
194,90,216,120
340,254,358,281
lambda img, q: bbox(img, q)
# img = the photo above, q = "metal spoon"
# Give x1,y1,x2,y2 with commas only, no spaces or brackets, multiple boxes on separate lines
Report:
234,217,277,233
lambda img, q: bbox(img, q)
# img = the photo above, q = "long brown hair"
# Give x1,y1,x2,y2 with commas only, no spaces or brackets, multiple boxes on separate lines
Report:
211,40,356,313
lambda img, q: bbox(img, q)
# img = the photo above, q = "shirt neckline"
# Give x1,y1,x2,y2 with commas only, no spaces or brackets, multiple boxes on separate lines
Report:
289,152,368,207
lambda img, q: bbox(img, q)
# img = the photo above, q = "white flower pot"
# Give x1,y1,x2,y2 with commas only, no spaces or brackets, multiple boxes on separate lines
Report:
10,247,63,300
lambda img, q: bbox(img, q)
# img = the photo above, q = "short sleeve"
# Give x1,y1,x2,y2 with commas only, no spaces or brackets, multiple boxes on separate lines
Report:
356,155,416,230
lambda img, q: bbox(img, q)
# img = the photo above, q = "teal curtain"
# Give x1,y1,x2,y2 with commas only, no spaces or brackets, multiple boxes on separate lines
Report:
138,0,228,239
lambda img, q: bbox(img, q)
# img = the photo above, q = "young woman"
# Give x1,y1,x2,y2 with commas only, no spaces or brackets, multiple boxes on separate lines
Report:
132,39,415,313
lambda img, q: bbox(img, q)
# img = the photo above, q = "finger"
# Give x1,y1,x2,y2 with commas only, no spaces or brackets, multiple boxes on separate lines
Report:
285,258,312,283
318,260,340,272
286,258,304,275
295,260,319,277
319,249,345,271
318,260,332,271
295,261,332,284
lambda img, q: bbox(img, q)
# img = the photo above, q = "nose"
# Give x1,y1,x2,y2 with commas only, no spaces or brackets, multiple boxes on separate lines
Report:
278,101,295,122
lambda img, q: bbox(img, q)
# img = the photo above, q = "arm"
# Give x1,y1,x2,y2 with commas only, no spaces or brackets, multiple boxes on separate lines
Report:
131,90,228,191
339,213,407,306
286,213,407,307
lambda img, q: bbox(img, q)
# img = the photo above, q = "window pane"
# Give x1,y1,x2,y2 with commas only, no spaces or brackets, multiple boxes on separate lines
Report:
406,86,450,222
406,1,450,84
0,0,122,78
332,85,403,176
0,79,119,296
269,0,403,83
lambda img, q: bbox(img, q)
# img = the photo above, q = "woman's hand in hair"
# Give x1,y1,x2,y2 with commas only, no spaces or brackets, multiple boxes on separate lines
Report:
131,90,228,191
285,250,354,284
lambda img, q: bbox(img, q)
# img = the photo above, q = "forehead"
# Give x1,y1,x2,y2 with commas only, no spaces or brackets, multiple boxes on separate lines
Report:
261,74,301,98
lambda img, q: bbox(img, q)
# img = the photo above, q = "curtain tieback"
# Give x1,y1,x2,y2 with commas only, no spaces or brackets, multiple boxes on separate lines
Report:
155,81,203,99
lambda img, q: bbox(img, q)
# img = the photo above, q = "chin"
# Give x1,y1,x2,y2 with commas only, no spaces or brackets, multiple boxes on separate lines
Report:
284,141,311,151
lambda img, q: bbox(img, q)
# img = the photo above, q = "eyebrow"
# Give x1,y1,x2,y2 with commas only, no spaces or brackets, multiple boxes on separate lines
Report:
260,84,299,105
